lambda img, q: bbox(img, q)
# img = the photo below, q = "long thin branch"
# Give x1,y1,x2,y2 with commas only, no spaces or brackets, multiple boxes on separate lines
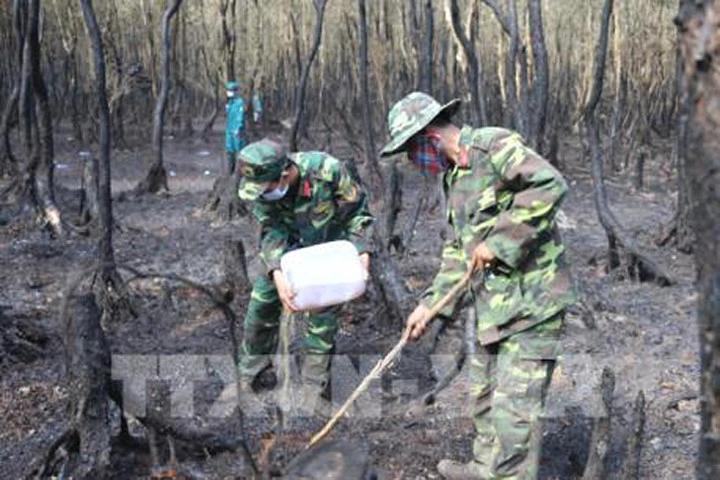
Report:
480,0,511,36
289,0,328,151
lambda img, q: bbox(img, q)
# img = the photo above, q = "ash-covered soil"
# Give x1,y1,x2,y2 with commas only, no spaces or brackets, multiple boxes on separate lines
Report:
0,128,698,479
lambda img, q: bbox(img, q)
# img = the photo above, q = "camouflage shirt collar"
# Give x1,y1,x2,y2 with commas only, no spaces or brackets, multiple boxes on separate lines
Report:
458,125,475,150
291,154,313,198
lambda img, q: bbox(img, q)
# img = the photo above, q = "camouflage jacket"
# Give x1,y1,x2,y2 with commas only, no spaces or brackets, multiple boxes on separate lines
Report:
252,152,374,274
423,126,576,344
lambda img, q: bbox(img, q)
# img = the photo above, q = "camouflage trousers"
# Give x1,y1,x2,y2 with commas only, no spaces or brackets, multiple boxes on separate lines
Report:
237,274,340,389
468,313,562,480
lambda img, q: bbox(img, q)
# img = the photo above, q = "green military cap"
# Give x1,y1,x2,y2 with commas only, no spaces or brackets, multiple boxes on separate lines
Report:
237,139,289,201
226,80,239,91
380,92,461,157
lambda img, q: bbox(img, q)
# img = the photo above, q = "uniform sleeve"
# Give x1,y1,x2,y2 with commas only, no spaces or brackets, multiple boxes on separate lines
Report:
253,203,291,275
483,145,568,269
333,161,374,254
421,221,468,317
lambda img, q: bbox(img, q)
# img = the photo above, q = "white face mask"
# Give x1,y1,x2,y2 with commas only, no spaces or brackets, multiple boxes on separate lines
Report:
227,91,235,98
261,183,289,201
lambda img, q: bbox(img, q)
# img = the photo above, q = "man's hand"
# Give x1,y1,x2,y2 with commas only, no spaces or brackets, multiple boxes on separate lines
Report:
359,252,370,281
272,270,299,313
405,303,432,341
470,242,495,273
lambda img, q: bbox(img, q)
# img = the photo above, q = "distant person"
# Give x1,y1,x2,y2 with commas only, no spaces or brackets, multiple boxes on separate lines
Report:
380,92,577,480
225,80,246,175
236,139,373,402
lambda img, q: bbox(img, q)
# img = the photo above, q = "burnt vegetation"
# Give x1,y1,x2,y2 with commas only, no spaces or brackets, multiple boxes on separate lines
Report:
0,0,717,479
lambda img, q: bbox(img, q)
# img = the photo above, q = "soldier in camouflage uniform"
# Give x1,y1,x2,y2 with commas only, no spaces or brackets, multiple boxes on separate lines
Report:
380,92,576,480
236,139,373,397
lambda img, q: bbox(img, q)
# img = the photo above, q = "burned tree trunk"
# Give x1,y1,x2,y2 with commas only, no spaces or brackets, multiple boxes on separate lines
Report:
357,0,383,188
528,0,549,152
663,11,696,253
0,0,25,178
448,0,488,126
677,1,720,477
12,0,63,235
583,0,672,285
34,294,111,479
422,0,434,94
136,0,183,194
289,0,328,152
219,0,237,82
79,0,127,312
675,59,695,253
78,155,99,226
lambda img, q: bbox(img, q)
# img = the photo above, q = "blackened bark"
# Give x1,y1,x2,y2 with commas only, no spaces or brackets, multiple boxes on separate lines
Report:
506,0,524,133
136,0,183,194
357,0,383,187
79,0,122,294
584,0,672,285
289,0,328,152
0,86,19,176
678,1,720,477
219,0,237,81
528,0,549,152
15,0,62,234
0,0,23,177
448,0,488,125
422,0,434,94
582,367,615,480
675,18,695,253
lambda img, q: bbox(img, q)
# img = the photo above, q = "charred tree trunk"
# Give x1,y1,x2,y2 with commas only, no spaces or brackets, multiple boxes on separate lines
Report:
0,0,26,178
528,0,549,152
219,0,237,82
677,1,720,478
0,85,19,178
583,0,672,286
448,0,488,126
506,0,525,133
15,0,63,235
289,0,328,152
357,0,383,188
78,155,99,226
674,13,696,253
79,0,127,314
422,0,434,94
136,0,183,194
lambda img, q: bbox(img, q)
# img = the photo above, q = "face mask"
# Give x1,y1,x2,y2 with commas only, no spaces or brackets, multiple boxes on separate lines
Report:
261,182,289,201
227,91,235,99
407,130,447,176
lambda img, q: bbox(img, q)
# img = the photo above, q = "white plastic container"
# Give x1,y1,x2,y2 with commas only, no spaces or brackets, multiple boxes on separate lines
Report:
280,240,367,311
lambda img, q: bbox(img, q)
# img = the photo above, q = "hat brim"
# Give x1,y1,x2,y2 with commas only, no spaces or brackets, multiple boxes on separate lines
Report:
238,178,269,201
379,99,461,157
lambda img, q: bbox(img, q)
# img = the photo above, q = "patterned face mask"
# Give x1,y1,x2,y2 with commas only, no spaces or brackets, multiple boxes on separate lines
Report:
407,129,447,176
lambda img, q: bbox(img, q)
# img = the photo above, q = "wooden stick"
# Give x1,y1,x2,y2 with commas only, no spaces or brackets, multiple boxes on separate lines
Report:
306,269,474,449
